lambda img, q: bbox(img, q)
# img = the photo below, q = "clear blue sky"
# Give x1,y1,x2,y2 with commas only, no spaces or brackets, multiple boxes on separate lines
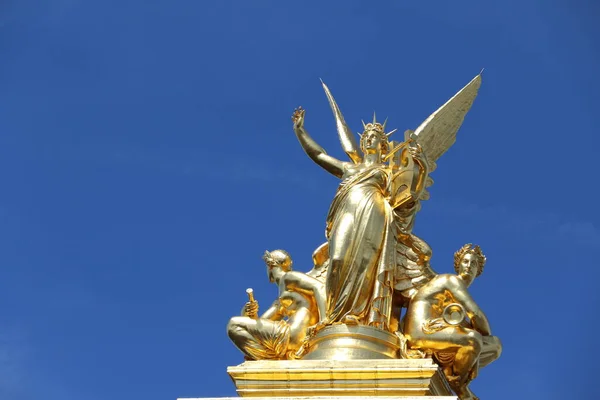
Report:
1,1,599,399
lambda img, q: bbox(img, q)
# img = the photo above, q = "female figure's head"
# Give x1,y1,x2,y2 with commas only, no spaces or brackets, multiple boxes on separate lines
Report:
360,122,389,156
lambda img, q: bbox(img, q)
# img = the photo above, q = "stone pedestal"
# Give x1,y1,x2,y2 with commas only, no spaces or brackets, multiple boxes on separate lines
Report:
224,359,454,398
177,359,455,399
182,326,457,399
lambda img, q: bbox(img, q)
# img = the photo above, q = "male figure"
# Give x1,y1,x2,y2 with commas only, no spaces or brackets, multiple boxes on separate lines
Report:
227,249,326,360
403,244,502,400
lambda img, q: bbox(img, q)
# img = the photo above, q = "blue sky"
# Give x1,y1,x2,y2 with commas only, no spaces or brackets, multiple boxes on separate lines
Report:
1,1,599,399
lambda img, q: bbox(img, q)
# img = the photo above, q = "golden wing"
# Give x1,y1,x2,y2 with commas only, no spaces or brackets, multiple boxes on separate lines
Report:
321,80,363,164
411,72,483,173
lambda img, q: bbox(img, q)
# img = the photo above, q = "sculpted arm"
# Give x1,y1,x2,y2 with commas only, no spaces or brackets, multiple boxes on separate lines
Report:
292,108,346,178
281,271,327,322
470,309,491,336
260,300,285,321
281,271,322,294
410,144,430,195
449,277,492,336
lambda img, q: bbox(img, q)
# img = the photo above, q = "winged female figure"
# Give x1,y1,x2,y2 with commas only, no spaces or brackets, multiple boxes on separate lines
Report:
291,74,482,332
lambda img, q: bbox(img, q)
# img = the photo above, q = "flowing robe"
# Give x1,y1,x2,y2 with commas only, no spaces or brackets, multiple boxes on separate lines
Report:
324,165,397,330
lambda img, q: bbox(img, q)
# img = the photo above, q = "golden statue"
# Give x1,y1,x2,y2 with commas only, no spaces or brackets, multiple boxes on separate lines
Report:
291,75,481,331
227,247,328,360
292,107,419,330
226,73,500,400
403,244,502,400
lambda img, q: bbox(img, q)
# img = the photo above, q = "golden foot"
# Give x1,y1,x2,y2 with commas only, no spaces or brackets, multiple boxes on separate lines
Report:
341,315,360,325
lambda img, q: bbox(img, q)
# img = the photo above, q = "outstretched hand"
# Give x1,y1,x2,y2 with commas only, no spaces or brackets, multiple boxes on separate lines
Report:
292,106,305,129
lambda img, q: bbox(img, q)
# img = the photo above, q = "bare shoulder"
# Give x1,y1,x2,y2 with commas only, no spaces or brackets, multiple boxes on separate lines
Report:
282,271,302,283
341,161,359,177
429,274,462,288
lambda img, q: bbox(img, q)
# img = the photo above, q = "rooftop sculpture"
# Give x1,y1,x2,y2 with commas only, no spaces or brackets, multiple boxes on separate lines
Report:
226,74,501,400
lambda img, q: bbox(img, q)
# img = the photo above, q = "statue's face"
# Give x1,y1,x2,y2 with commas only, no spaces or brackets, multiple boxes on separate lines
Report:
266,264,279,282
458,252,479,286
362,130,383,153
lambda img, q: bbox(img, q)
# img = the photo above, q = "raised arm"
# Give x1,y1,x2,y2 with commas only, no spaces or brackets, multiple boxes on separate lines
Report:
292,107,346,178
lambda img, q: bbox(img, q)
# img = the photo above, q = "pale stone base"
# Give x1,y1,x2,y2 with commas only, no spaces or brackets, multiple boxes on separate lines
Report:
179,397,457,400
222,359,454,398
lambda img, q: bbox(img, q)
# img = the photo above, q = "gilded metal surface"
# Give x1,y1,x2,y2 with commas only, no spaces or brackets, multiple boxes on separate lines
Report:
291,76,481,332
292,107,423,331
404,244,501,400
301,325,400,360
226,73,499,400
227,359,453,397
227,249,328,360
411,74,482,170
180,398,456,400
180,397,456,400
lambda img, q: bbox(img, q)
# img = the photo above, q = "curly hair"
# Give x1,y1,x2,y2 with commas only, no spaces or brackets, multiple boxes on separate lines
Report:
453,243,486,277
263,249,293,272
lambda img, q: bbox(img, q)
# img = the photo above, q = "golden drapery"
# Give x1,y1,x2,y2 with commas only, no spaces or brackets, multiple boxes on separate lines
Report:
324,165,396,330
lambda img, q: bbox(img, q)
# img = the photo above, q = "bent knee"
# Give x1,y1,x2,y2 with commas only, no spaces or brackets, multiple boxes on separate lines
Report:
487,336,503,358
463,331,483,351
227,317,249,335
